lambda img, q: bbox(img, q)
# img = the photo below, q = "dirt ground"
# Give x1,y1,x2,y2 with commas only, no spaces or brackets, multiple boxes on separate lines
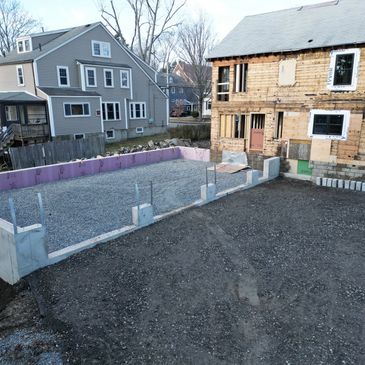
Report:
1,178,364,364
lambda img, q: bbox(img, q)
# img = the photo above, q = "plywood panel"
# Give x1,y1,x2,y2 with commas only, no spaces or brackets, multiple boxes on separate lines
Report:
310,140,331,162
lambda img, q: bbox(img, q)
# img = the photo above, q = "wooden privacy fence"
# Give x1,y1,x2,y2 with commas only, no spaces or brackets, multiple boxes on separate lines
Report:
9,136,105,170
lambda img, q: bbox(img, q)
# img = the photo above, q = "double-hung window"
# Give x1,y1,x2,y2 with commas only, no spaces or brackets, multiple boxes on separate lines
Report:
104,69,114,88
120,70,130,88
57,66,70,87
102,102,120,121
327,49,360,91
92,40,111,58
16,65,24,86
64,103,90,117
217,66,230,101
308,110,350,140
86,67,97,87
17,37,32,53
130,102,146,119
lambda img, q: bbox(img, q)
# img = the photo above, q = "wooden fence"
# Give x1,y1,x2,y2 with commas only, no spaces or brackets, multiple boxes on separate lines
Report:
9,135,105,170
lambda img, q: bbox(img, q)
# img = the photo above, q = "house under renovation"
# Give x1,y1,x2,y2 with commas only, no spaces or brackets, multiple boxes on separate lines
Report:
207,0,365,180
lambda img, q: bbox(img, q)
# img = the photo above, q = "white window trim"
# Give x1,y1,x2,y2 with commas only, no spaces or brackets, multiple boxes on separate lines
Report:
63,102,91,118
308,109,350,140
327,48,360,92
74,133,85,139
105,129,115,140
129,102,147,120
136,127,144,134
120,69,130,88
16,65,25,86
85,67,97,87
92,40,111,58
103,69,114,88
102,102,121,121
57,66,70,87
16,37,32,53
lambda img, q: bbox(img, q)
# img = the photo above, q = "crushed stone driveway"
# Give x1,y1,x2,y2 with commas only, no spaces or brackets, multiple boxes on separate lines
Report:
28,178,365,364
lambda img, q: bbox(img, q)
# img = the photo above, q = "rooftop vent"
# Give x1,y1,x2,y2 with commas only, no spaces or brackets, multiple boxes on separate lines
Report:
298,0,339,11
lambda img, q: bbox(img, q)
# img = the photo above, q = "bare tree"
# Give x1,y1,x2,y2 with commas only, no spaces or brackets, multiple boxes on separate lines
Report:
99,0,185,66
0,0,40,55
176,14,215,121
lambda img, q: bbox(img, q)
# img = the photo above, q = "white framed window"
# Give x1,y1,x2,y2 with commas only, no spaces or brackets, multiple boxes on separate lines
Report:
105,129,115,139
74,133,85,140
5,105,18,121
102,102,120,121
17,37,32,53
136,127,144,134
85,67,97,87
120,70,130,88
64,103,90,117
327,49,360,91
130,102,146,119
308,110,350,140
57,66,70,87
16,65,24,86
104,69,114,88
92,40,111,58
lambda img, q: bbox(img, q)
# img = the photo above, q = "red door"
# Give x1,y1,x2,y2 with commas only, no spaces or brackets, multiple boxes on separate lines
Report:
250,114,265,151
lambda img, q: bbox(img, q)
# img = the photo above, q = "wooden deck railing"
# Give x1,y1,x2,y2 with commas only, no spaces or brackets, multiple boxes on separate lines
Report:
12,123,50,139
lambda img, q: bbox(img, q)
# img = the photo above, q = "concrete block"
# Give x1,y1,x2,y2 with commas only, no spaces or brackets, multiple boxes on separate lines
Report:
356,182,362,191
132,203,154,227
331,179,338,188
247,170,260,185
344,180,350,189
263,157,280,180
222,150,248,165
201,183,216,202
350,181,356,190
316,177,322,186
362,182,365,192
326,178,333,188
322,178,328,187
338,179,344,189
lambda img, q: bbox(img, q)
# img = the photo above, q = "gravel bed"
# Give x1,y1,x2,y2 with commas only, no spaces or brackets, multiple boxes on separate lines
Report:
0,159,248,252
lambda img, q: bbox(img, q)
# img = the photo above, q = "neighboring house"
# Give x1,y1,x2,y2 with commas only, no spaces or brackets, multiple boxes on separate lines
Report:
0,22,168,148
207,0,365,180
158,73,198,116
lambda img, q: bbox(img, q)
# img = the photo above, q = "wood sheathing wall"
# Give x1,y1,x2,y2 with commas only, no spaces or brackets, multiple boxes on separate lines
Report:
210,47,365,178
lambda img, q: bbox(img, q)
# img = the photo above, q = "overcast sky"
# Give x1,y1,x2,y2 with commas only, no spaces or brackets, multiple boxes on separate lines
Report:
21,0,327,41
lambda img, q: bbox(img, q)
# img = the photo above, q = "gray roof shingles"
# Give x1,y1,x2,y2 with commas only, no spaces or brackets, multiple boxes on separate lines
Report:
0,92,44,102
208,0,365,60
38,87,100,97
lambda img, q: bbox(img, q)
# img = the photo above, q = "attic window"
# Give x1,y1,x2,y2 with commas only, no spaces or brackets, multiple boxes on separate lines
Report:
17,37,32,53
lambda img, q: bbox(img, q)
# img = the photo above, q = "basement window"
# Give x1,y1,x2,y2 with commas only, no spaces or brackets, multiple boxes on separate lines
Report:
234,64,248,92
327,49,360,91
105,129,115,139
308,110,350,140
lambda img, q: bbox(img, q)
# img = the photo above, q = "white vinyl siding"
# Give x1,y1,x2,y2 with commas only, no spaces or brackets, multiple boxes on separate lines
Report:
57,66,70,87
16,65,24,86
85,67,97,87
130,102,146,119
92,40,111,58
64,103,90,117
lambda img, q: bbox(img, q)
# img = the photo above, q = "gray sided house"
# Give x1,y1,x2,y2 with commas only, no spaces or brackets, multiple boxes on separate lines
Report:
0,22,168,147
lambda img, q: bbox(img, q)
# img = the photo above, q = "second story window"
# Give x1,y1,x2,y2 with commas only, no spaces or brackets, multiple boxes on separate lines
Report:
92,40,111,58
57,66,70,87
104,69,114,88
217,66,230,101
17,37,32,53
86,67,97,87
16,65,24,86
120,70,129,88
234,64,248,92
327,49,360,91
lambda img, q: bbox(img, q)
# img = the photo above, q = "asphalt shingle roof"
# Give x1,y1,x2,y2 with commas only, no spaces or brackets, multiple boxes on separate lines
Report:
38,87,100,97
0,92,44,102
208,0,365,60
